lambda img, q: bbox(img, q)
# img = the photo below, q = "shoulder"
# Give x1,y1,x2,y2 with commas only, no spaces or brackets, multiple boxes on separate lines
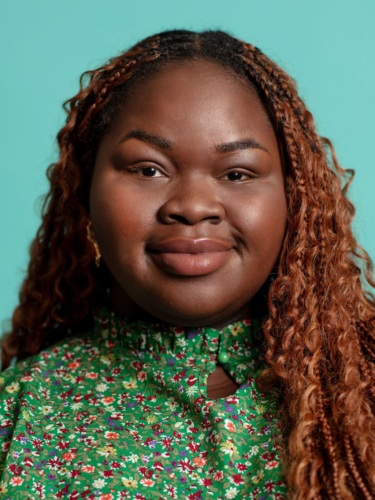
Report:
0,327,105,392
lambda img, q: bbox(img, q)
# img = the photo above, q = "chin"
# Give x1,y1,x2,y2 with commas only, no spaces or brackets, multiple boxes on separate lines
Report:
144,298,250,327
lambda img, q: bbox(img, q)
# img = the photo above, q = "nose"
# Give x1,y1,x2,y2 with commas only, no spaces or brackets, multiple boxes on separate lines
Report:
158,177,225,225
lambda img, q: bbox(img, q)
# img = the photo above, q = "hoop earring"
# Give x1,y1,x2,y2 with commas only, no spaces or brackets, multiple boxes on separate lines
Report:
86,221,101,268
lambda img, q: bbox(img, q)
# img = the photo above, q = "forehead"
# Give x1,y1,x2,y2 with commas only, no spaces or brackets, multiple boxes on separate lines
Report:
103,59,277,151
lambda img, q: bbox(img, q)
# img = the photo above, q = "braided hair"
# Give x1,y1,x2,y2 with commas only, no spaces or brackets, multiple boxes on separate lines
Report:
3,30,375,498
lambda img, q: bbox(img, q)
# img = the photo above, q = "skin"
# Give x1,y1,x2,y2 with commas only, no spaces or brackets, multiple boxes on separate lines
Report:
90,59,287,333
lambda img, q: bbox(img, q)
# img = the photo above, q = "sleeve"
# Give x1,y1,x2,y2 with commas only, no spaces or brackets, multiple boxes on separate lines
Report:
0,361,29,475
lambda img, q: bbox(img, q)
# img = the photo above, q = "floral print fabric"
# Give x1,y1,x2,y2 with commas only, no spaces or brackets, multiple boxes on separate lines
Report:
0,310,286,499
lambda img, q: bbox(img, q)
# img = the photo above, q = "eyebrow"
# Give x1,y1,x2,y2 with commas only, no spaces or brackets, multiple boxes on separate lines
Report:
119,128,269,154
120,129,173,149
215,139,269,154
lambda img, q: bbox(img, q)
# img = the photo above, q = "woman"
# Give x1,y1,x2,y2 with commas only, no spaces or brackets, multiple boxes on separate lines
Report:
1,30,374,499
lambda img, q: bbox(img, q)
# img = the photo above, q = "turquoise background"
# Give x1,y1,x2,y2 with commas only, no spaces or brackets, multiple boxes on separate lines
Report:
1,0,374,333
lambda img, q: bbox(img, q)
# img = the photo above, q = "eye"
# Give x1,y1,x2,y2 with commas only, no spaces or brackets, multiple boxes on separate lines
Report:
128,165,166,177
221,170,256,182
139,166,163,177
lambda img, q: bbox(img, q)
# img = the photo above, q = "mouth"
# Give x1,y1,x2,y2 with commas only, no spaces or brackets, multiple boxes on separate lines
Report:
147,238,233,276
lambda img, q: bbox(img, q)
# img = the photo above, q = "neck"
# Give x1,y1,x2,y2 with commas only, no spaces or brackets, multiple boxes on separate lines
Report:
109,279,265,329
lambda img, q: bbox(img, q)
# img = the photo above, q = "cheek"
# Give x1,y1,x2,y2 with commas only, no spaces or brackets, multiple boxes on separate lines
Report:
89,178,153,256
230,187,287,253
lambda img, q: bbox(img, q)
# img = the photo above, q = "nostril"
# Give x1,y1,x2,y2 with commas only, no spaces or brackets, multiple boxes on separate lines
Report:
169,214,190,224
167,213,222,225
158,193,225,225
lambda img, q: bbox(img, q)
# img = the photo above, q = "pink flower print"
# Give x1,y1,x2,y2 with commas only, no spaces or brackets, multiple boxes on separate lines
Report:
10,477,24,486
68,361,81,369
82,465,95,473
140,478,155,487
224,419,236,433
102,397,115,405
105,432,119,440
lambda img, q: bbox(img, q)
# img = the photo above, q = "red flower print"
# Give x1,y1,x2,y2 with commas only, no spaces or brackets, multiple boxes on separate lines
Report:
231,474,244,485
177,459,194,473
186,375,197,386
188,442,200,452
58,441,70,450
236,463,247,471
23,457,34,467
265,480,275,492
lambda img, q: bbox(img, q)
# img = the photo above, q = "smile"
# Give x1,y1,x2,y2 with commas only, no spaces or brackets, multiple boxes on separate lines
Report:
147,238,233,276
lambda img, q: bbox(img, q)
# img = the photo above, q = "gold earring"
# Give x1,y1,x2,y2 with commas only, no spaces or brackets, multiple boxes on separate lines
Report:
86,221,101,268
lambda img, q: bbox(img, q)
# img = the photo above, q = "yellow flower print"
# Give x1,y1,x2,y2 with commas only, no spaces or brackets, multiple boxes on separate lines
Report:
254,403,266,414
123,378,137,390
228,324,244,337
96,445,117,457
165,398,177,410
153,332,162,342
100,354,114,365
93,478,106,489
41,406,53,415
21,409,31,422
248,445,259,457
186,385,198,397
225,487,239,499
122,477,137,488
146,414,157,424
127,453,139,463
251,470,264,484
220,440,239,458
176,337,187,348
5,382,20,394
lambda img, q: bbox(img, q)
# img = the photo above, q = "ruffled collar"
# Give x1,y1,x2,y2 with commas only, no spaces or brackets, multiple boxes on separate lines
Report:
94,308,265,387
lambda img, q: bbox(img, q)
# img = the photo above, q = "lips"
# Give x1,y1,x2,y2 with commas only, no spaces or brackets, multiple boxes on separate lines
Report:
147,238,233,276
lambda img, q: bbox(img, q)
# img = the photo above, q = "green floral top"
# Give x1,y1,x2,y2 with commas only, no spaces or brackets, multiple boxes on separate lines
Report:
0,310,287,499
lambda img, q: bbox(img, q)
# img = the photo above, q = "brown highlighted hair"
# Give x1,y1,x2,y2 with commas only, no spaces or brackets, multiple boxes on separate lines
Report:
3,30,375,498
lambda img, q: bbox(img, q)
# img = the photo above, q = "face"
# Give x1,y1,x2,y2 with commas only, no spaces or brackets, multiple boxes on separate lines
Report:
90,59,287,327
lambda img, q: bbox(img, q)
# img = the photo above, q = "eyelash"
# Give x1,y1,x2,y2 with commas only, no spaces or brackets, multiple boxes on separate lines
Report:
126,165,257,182
221,170,256,182
127,165,166,177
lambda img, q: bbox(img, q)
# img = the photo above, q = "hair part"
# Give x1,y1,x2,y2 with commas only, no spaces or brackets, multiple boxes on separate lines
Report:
3,29,375,498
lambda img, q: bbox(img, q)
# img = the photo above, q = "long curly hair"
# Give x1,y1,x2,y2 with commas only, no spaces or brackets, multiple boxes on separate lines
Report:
3,30,375,498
